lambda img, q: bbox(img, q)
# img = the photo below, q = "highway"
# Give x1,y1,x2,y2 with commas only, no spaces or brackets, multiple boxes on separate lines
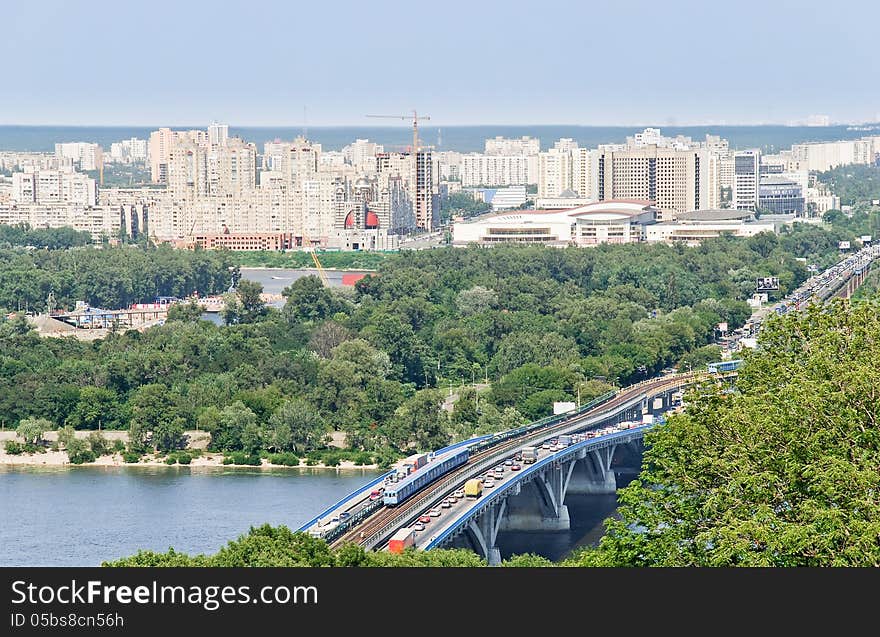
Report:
327,372,697,550
730,242,879,350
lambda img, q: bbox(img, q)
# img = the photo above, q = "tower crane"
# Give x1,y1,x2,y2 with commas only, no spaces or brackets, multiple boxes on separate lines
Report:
366,110,431,154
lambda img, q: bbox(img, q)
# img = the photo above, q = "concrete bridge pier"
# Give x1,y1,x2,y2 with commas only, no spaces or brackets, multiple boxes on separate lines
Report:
464,499,507,566
499,462,574,533
567,446,617,495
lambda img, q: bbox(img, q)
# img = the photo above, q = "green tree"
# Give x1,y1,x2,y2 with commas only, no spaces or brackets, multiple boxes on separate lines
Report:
583,299,880,567
16,417,49,446
129,384,183,453
268,399,329,453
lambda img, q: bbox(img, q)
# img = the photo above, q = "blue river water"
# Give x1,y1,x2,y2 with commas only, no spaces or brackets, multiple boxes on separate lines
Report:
0,465,380,566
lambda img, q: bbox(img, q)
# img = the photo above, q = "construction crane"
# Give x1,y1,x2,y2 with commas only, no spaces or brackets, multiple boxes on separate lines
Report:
366,110,431,154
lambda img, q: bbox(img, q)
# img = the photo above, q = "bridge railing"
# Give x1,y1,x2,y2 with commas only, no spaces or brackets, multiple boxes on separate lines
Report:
422,426,653,551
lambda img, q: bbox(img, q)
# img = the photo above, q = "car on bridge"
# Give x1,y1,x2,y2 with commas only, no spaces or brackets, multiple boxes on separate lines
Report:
418,514,431,524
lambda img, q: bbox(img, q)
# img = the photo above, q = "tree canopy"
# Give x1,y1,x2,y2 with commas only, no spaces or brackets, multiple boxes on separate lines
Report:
571,298,880,566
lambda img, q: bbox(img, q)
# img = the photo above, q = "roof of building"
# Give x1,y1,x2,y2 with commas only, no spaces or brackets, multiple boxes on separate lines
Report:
675,209,755,222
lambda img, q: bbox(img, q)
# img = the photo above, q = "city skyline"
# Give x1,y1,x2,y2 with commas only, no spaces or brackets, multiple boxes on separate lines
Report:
4,0,879,127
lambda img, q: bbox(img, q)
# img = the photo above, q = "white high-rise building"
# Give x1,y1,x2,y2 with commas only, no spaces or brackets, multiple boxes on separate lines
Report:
460,154,533,187
208,122,230,146
537,147,574,198
484,136,541,156
342,139,385,170
109,138,148,163
12,170,96,206
572,148,598,200
54,142,103,171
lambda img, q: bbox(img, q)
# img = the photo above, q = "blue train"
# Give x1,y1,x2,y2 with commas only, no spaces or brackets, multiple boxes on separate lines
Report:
383,447,470,506
707,359,743,373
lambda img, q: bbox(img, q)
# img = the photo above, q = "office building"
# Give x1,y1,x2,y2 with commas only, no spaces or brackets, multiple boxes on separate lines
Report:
733,150,760,211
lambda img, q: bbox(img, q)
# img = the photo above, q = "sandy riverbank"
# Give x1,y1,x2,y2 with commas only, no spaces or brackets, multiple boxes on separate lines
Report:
0,449,378,471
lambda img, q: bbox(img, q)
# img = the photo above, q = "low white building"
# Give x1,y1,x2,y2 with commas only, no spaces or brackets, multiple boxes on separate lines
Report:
452,200,658,246
645,209,776,245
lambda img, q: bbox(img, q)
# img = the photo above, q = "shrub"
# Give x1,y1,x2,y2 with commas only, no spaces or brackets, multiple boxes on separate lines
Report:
353,451,373,466
223,451,262,466
4,440,24,455
268,452,300,466
88,432,109,456
177,453,192,465
67,439,96,464
165,456,177,465
122,451,141,463
306,458,318,466
112,439,126,453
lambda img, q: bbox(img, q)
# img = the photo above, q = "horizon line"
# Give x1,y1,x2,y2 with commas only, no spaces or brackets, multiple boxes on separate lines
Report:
2,121,878,129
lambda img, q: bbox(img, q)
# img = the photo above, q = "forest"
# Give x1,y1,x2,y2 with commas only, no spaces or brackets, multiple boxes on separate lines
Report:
0,223,854,464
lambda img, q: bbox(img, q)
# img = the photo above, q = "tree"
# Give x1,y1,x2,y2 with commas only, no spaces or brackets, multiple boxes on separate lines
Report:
167,299,204,323
583,299,880,566
206,401,258,451
235,279,266,324
65,387,125,430
456,286,498,315
386,389,450,452
16,418,49,446
128,384,183,453
282,276,340,323
268,399,329,453
307,321,353,358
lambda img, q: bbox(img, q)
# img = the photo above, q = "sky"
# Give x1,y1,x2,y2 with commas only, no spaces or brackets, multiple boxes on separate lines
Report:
2,0,879,126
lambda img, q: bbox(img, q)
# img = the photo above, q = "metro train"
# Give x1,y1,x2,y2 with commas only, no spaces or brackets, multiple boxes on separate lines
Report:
383,447,470,506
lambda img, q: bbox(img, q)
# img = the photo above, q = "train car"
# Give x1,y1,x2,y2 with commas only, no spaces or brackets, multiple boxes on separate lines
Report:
707,360,743,374
383,447,470,506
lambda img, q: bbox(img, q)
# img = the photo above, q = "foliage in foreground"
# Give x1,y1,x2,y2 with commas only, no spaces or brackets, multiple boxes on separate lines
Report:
570,299,880,566
103,524,491,567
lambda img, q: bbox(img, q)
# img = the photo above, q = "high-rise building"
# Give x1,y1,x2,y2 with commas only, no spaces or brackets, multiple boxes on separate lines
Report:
596,146,713,220
54,142,103,172
208,122,230,146
733,150,760,211
413,149,436,230
149,128,208,183
12,170,96,206
537,147,574,198
460,154,532,187
342,139,385,170
484,136,541,156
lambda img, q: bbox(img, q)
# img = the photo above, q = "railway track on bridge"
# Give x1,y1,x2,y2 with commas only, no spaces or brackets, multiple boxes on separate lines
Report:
330,372,699,550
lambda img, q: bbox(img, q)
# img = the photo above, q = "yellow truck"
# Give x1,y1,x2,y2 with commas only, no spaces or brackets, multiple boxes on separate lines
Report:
464,478,483,498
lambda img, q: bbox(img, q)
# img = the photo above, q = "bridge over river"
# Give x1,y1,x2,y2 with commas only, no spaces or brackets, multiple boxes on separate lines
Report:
300,372,705,564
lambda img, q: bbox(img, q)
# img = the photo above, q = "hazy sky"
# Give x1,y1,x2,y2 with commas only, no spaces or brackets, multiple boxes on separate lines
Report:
3,0,878,126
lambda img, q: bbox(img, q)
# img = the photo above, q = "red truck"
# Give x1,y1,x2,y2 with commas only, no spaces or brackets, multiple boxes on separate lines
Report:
388,527,416,554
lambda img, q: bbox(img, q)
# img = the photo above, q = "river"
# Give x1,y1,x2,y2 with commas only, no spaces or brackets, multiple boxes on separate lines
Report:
0,465,380,566
240,268,372,294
